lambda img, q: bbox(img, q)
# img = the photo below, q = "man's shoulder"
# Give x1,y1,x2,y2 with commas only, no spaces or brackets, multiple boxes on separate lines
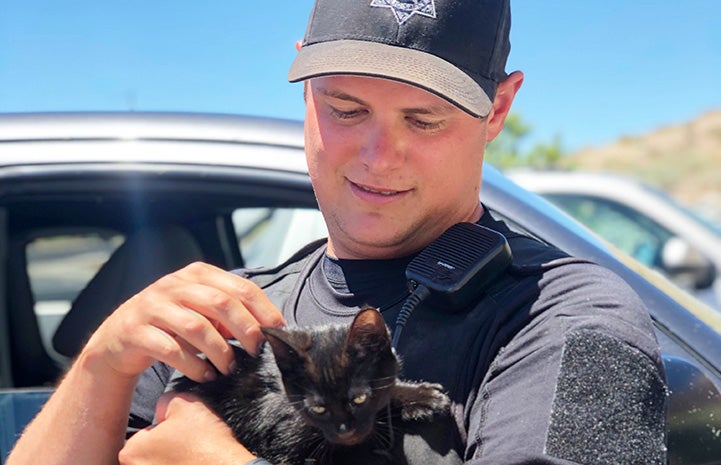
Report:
507,233,569,266
234,238,327,284
478,208,570,268
484,221,648,329
230,238,327,310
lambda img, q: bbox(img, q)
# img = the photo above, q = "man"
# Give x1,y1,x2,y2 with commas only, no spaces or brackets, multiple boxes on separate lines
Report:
7,0,668,464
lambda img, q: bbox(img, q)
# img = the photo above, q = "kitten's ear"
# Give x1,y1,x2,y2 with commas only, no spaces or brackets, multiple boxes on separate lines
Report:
262,327,310,368
347,308,391,354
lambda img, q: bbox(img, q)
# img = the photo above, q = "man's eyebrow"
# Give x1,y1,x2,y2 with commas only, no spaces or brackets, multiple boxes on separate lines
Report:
399,97,458,117
402,103,456,116
317,86,457,116
316,87,366,105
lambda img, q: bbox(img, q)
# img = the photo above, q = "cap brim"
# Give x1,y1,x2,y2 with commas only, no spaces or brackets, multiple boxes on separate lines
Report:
288,40,494,118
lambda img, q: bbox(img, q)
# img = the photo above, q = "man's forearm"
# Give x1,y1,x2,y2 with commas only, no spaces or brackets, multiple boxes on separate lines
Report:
6,350,138,465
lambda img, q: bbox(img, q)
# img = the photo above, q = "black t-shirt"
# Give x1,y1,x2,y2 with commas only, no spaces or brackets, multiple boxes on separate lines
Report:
129,210,668,464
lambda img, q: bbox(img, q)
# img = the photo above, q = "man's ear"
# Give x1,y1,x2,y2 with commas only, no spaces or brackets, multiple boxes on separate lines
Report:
486,71,524,142
295,40,303,52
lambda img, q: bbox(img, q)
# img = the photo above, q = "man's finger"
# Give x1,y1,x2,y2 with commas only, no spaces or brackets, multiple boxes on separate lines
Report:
154,392,199,423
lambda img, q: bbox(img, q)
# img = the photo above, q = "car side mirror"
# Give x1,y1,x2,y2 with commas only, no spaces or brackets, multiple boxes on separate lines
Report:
661,237,716,290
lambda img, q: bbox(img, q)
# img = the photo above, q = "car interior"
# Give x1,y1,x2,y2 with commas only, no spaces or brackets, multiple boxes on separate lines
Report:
1,168,320,389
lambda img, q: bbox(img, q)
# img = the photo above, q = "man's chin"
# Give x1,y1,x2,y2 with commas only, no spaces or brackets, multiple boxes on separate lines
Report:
328,225,424,259
329,204,482,257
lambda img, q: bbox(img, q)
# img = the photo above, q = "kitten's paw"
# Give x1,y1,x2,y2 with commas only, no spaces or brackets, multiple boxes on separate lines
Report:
396,382,450,421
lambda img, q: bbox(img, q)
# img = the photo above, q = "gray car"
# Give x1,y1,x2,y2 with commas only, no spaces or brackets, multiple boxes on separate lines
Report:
1,113,720,464
508,170,721,311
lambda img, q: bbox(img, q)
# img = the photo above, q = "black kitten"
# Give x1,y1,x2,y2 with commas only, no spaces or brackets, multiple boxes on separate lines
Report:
173,308,456,465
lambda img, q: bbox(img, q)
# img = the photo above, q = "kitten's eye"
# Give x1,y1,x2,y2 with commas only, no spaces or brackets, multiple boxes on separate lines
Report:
351,393,368,406
309,405,327,415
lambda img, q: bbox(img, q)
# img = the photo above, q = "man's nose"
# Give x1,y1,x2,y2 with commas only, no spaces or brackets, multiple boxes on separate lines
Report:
359,123,405,171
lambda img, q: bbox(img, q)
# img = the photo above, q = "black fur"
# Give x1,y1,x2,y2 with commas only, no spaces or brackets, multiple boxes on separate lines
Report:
173,309,456,465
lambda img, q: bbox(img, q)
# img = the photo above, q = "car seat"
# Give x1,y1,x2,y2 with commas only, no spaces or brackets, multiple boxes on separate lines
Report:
52,225,204,358
6,235,63,387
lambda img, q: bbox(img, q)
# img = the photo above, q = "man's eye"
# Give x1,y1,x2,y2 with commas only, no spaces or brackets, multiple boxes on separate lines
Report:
329,106,365,120
408,117,443,131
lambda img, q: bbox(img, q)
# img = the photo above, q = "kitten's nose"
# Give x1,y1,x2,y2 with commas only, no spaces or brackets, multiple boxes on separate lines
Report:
332,424,362,445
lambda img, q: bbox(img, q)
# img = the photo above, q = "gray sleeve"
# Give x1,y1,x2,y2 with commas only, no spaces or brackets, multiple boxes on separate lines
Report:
465,263,667,464
127,361,175,434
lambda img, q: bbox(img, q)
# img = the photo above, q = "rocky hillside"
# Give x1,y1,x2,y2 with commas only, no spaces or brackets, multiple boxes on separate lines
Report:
563,109,721,223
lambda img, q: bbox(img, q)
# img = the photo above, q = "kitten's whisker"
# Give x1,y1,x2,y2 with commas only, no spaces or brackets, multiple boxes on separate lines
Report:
371,382,396,391
308,438,333,465
286,399,305,408
370,424,393,449
368,403,396,452
371,375,398,382
369,423,399,458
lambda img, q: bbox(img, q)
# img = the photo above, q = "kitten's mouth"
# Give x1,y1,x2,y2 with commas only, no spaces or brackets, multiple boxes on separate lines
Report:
329,430,367,446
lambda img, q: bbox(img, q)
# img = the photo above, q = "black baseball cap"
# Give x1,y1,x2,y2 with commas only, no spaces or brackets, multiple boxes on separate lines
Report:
288,0,511,118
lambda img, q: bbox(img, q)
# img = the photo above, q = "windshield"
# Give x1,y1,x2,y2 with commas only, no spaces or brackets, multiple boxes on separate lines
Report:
643,184,721,237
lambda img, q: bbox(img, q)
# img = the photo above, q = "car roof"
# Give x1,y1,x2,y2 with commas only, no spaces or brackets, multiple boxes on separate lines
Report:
0,112,308,171
0,112,304,145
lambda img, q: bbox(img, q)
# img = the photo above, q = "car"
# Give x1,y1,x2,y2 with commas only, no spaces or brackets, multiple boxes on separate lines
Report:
1,112,720,464
507,170,721,312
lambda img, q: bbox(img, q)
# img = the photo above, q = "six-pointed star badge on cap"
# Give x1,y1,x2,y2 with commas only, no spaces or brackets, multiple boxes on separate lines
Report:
370,0,437,25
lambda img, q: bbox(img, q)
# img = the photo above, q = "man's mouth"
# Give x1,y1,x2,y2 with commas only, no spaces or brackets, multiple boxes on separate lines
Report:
356,184,399,196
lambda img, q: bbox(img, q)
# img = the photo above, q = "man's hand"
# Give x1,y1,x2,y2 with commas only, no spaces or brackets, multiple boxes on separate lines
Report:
118,393,256,465
83,261,285,383
5,262,282,465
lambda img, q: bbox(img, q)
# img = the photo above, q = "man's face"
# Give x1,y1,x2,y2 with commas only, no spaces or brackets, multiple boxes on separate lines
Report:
304,75,488,260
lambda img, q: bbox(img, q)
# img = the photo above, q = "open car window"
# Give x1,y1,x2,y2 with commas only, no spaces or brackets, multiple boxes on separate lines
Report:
26,231,125,362
233,207,327,268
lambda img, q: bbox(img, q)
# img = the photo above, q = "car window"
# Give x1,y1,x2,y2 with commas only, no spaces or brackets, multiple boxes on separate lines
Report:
18,207,325,365
233,207,327,268
544,194,674,267
26,232,125,359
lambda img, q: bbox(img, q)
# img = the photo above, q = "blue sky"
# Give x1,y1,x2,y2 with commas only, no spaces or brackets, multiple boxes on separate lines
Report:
1,1,719,151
